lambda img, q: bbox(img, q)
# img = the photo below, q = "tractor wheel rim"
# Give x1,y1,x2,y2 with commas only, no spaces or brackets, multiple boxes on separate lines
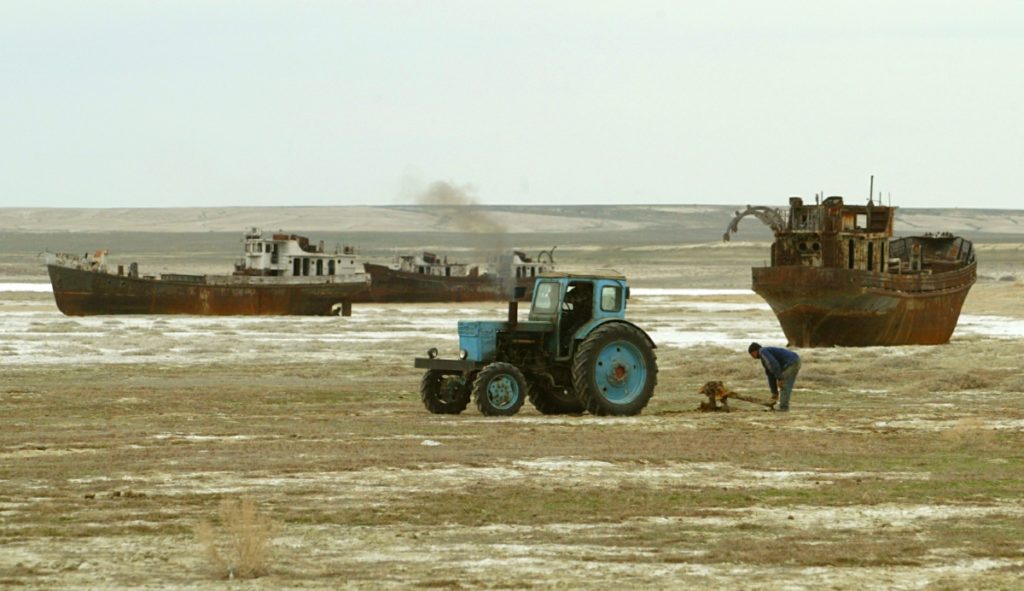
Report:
594,340,647,403
487,375,519,409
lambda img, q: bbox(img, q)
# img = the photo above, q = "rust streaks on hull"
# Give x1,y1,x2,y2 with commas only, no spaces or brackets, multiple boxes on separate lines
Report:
754,264,976,347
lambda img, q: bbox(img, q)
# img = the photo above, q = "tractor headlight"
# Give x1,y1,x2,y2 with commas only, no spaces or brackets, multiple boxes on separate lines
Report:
427,347,438,359
459,349,468,360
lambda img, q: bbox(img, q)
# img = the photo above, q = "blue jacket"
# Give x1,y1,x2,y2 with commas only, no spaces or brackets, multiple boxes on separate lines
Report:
760,347,800,395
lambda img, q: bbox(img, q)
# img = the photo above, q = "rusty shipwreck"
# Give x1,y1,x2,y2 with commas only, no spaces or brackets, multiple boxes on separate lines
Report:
725,195,976,347
46,228,558,315
46,229,369,316
357,248,556,303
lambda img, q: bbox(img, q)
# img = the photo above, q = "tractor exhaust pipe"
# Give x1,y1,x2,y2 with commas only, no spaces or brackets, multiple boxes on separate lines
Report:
507,300,518,326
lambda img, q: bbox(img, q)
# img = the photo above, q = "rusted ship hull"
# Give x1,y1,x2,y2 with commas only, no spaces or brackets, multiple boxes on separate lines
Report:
355,263,534,303
47,264,368,316
753,263,976,347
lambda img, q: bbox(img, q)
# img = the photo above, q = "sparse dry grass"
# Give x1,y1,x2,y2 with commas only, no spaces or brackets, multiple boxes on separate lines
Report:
4,343,1024,589
940,417,997,447
196,498,278,580
2,242,1024,589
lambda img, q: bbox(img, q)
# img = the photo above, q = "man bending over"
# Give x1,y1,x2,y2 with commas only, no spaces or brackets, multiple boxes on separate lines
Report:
748,342,801,412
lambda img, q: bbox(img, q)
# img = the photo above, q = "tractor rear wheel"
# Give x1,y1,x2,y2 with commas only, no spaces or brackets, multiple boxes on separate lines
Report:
572,323,657,416
473,362,526,416
527,373,584,415
420,370,471,414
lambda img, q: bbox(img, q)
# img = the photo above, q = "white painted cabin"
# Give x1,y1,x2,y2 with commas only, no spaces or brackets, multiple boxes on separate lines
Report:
235,228,365,280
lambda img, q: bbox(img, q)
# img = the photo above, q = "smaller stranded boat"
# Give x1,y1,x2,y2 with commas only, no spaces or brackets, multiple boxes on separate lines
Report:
725,192,976,347
357,248,556,303
46,229,369,316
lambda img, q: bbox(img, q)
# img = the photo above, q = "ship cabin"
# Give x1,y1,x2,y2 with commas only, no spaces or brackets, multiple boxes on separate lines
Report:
774,196,895,273
390,248,555,282
392,252,477,277
235,228,361,278
496,249,557,281
483,246,557,280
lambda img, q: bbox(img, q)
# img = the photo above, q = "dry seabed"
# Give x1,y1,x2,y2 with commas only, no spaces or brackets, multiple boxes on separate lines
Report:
2,282,1023,589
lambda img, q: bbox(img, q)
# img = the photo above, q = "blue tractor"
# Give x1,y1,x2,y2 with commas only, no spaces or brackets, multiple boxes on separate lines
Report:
414,273,657,416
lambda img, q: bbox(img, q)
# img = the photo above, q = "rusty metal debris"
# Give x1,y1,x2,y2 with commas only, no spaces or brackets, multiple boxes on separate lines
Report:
698,381,775,412
725,189,977,347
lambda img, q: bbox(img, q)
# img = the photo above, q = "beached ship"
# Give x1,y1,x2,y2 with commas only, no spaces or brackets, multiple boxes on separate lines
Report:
725,195,976,347
46,227,558,314
46,229,369,316
358,248,556,303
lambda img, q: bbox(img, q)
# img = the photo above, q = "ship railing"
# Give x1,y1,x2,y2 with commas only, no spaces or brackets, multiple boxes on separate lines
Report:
872,263,975,292
160,273,207,284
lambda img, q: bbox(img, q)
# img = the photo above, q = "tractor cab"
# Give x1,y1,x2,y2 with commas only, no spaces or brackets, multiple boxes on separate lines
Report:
528,274,630,359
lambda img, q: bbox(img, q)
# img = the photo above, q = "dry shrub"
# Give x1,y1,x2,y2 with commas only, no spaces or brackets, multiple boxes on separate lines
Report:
941,418,995,447
926,372,994,393
1000,375,1024,393
195,498,279,580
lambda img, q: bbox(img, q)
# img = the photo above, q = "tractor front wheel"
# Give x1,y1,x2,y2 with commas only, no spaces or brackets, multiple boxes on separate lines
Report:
473,363,527,416
420,370,471,414
572,323,657,416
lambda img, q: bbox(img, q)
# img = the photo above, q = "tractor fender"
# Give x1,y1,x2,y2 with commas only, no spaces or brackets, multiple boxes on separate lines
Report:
574,318,657,350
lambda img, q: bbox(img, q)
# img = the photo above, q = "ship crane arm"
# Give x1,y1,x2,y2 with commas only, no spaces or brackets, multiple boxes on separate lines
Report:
722,205,787,242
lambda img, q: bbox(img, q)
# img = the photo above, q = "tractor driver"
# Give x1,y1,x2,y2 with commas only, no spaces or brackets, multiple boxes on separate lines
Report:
560,282,593,353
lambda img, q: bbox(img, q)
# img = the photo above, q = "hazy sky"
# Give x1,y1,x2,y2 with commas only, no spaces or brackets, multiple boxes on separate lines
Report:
2,1,1022,209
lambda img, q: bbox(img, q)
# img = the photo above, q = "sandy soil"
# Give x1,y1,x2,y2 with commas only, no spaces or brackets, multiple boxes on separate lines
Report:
2,243,1023,590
